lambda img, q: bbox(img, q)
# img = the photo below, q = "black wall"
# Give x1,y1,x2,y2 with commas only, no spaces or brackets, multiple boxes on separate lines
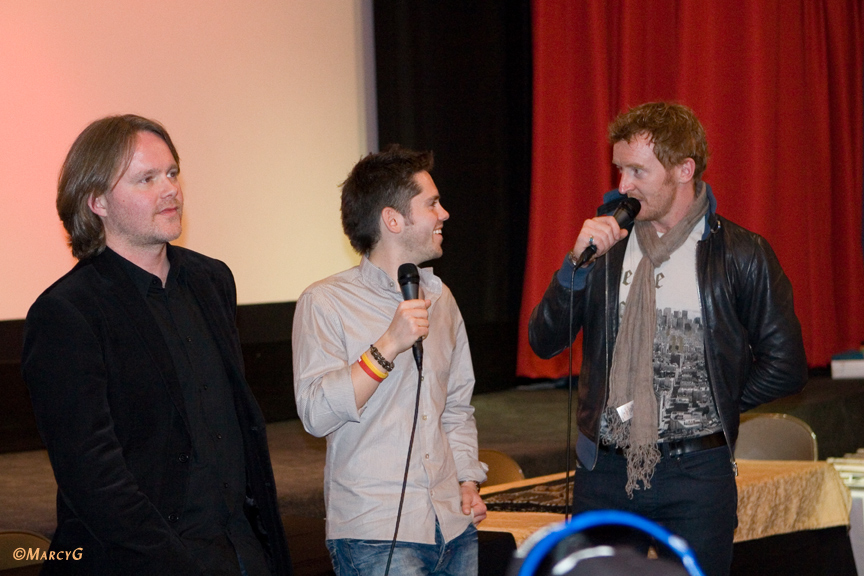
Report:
0,320,39,452
374,0,533,392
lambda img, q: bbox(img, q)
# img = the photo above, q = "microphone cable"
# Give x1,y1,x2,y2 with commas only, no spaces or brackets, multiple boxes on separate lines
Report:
564,263,578,521
564,237,596,521
384,355,423,576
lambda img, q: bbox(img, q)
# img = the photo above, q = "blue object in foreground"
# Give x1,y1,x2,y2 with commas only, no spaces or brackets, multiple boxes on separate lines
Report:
512,509,705,576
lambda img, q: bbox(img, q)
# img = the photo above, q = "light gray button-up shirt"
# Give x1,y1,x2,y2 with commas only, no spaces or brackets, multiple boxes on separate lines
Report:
292,257,487,544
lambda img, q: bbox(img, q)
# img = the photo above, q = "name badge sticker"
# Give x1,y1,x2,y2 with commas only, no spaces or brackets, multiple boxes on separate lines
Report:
616,401,634,422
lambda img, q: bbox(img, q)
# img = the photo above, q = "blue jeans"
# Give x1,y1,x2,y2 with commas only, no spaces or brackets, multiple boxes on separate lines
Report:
572,445,737,576
326,522,478,576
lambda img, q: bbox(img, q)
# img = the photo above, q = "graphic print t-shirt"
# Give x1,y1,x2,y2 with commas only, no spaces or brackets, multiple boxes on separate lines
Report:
614,220,722,442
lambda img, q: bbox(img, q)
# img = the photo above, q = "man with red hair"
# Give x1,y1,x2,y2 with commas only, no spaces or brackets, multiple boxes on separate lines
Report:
529,102,806,576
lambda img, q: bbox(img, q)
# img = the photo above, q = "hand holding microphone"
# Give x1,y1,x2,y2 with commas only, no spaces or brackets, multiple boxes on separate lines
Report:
570,197,641,268
398,263,425,368
372,264,429,371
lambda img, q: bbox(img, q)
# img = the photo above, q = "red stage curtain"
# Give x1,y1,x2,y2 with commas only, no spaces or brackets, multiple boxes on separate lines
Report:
518,0,864,378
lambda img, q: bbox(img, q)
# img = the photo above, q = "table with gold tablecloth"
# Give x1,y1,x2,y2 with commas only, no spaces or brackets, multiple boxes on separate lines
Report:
478,460,851,546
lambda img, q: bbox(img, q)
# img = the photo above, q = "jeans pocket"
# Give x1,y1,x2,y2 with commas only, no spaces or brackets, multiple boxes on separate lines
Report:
674,446,735,480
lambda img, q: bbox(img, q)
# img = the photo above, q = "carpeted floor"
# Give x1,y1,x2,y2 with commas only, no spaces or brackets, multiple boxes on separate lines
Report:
3,376,863,539
0,386,577,537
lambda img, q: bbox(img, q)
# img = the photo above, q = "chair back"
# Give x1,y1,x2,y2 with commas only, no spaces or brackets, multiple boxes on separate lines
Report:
479,449,525,486
734,413,818,461
0,530,51,570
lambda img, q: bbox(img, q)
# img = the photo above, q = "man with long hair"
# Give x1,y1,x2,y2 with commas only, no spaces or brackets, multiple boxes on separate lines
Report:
23,115,291,575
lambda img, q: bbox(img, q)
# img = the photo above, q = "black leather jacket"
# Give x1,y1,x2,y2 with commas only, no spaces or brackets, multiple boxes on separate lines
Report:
528,189,807,470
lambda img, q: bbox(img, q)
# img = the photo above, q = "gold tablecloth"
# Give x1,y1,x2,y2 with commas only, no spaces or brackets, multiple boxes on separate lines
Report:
734,460,851,541
479,460,851,546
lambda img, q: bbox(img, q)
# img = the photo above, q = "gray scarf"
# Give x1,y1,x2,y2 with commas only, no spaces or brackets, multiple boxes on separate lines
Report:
604,183,709,496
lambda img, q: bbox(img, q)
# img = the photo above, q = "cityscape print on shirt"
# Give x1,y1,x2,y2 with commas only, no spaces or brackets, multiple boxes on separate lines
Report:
652,306,722,440
615,300,723,441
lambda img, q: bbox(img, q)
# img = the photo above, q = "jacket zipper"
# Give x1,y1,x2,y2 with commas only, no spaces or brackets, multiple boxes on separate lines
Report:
696,218,737,476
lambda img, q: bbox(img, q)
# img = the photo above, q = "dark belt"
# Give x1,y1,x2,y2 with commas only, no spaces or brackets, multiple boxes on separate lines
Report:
599,431,727,458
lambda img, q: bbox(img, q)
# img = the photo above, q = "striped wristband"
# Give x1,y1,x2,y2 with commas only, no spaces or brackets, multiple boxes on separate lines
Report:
358,352,388,383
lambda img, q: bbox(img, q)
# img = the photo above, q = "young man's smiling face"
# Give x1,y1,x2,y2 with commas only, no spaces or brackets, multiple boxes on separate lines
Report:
399,170,449,264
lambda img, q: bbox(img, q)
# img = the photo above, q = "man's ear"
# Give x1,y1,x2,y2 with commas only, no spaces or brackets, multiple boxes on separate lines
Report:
676,158,696,184
381,206,404,234
87,193,107,217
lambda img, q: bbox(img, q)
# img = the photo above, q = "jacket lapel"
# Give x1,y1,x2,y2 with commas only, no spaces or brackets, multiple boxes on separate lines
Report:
180,253,245,384
180,255,256,430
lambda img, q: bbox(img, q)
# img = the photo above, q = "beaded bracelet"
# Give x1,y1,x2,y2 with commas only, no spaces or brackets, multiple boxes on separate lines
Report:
369,344,395,372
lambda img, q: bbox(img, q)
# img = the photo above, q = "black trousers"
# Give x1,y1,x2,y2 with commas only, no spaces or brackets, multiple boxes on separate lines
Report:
572,445,738,576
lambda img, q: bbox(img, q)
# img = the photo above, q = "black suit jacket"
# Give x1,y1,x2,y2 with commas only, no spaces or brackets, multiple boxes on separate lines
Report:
22,246,292,575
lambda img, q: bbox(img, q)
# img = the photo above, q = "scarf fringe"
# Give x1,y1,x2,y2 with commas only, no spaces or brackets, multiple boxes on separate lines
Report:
604,406,662,497
624,443,661,497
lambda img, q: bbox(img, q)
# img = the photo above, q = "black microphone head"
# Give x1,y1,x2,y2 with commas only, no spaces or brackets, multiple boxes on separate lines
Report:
397,263,420,301
613,197,641,227
398,262,424,366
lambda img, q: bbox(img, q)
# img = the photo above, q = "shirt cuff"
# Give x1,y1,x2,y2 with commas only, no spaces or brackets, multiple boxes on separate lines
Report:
459,461,489,486
556,253,593,290
321,365,362,423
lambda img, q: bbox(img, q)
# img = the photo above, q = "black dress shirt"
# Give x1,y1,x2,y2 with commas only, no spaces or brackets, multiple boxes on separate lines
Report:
109,247,270,576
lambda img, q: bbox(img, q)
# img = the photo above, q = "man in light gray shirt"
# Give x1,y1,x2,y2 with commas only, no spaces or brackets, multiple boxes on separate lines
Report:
292,146,487,576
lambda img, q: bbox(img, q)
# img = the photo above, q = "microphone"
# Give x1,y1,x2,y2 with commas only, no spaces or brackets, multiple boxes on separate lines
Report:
397,263,423,368
572,197,642,268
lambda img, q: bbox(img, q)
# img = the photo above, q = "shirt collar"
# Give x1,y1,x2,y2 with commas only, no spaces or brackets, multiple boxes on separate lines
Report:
359,256,442,301
104,244,183,297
